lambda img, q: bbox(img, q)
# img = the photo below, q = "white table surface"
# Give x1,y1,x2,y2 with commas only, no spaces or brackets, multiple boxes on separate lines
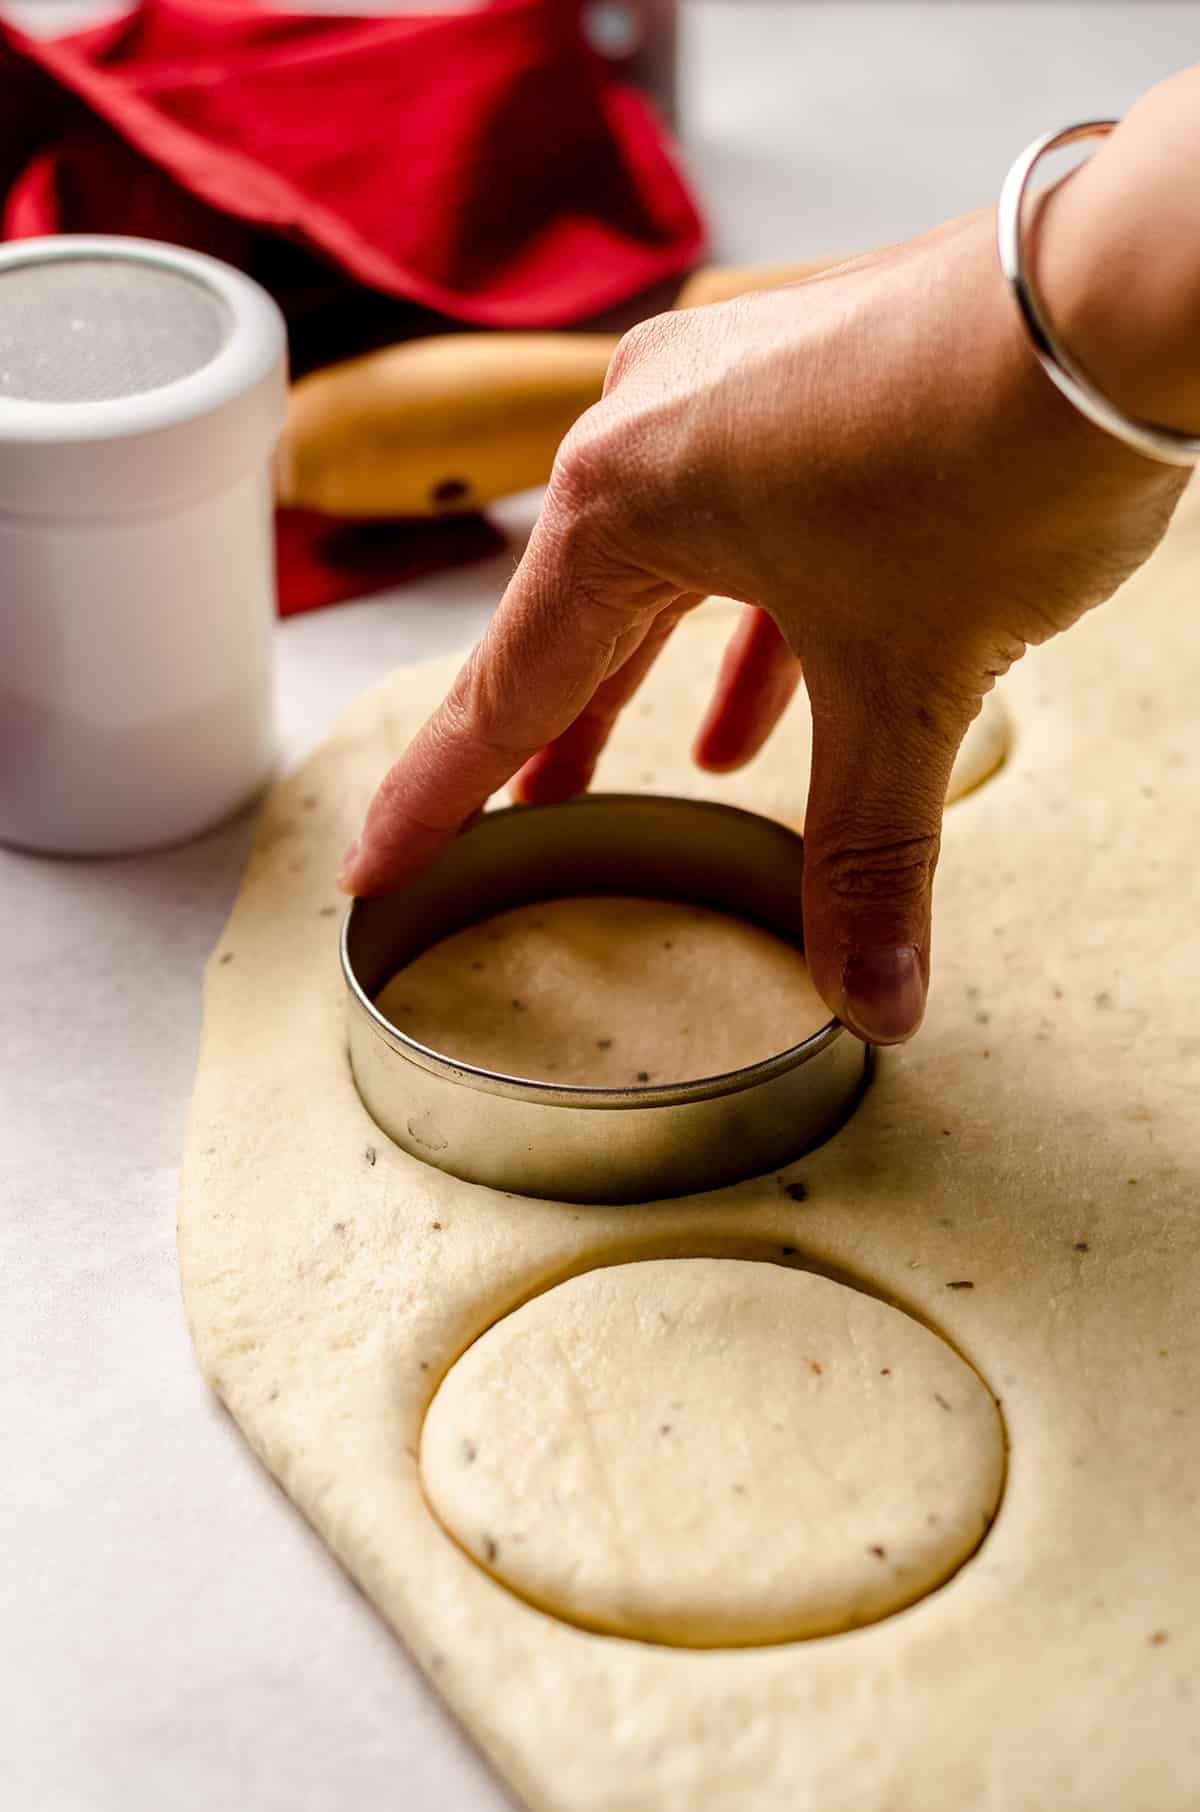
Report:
6,5,1200,1808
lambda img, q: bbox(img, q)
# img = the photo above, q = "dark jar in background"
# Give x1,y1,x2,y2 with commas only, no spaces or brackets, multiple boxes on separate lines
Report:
580,0,679,127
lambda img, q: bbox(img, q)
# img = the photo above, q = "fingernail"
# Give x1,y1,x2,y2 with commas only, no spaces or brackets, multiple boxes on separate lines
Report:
840,946,926,1044
336,837,361,893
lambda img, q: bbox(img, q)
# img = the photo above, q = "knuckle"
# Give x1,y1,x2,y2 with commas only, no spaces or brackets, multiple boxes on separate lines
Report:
547,406,627,534
544,416,655,607
603,313,675,394
817,831,940,911
446,650,537,763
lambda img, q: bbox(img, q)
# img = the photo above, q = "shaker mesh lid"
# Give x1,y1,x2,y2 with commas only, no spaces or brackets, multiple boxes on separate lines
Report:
0,257,232,404
0,239,285,520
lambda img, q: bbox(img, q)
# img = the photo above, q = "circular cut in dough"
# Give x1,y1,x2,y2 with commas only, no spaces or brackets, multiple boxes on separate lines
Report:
592,600,1009,822
375,896,831,1087
421,1258,1005,1648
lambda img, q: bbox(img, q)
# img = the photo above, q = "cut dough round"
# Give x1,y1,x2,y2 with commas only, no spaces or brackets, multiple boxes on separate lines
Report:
375,896,831,1087
421,1257,1005,1647
593,600,1009,820
949,690,1009,800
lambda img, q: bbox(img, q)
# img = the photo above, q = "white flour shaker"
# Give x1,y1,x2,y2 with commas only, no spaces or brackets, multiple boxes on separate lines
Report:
0,236,287,855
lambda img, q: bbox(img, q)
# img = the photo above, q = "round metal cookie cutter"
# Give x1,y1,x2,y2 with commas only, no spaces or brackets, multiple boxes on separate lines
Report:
342,795,872,1204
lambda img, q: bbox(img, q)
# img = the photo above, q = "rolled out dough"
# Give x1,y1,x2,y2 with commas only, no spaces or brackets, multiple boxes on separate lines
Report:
374,896,830,1086
421,1258,1005,1646
181,518,1200,1812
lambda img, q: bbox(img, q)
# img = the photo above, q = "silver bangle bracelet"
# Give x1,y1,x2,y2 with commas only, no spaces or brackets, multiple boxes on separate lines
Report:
997,119,1200,468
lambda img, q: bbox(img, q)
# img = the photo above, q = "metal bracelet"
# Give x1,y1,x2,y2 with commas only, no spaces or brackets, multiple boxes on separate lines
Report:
997,119,1200,467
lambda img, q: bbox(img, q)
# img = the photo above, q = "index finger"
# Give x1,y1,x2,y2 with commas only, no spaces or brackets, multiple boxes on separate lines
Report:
338,508,672,897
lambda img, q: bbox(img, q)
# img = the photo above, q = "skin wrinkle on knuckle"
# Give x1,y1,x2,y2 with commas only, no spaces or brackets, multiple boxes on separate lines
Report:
543,465,655,617
445,668,545,767
548,539,671,654
816,833,941,911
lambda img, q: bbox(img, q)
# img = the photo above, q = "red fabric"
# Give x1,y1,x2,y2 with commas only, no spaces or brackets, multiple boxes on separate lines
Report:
0,0,704,615
274,506,504,617
0,0,704,330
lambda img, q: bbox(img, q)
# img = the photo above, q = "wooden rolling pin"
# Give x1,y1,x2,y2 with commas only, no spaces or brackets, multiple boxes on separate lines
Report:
275,259,845,519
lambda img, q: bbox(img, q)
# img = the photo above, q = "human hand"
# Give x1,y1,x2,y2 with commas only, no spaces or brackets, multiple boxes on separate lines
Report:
338,205,1183,1042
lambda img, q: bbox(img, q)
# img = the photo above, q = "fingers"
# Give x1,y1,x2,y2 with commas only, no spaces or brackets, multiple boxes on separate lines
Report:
801,665,965,1044
513,597,699,804
693,606,803,772
339,503,674,896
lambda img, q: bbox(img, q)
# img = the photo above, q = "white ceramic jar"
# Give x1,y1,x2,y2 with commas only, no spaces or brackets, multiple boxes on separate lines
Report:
0,236,287,855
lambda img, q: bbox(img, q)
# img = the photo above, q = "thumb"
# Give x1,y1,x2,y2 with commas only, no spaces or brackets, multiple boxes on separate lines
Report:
801,672,964,1045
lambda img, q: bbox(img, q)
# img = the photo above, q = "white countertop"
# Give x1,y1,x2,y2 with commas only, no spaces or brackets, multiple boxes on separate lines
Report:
6,6,1199,1807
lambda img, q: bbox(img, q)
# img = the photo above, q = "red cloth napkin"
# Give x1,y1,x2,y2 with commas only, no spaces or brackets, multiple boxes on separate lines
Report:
274,506,505,617
0,0,705,612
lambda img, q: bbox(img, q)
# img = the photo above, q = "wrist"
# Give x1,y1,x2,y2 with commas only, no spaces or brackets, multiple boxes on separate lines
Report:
1032,75,1200,433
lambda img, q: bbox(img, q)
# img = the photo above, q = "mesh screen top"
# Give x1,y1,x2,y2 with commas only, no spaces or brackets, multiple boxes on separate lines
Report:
0,258,233,404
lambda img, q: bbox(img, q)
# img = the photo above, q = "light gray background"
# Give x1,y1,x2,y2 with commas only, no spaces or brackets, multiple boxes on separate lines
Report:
4,5,1200,1809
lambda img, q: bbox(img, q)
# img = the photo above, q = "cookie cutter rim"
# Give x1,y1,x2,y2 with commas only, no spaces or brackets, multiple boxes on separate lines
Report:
341,795,872,1202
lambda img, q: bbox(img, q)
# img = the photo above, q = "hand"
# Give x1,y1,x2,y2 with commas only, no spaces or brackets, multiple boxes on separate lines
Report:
338,205,1183,1042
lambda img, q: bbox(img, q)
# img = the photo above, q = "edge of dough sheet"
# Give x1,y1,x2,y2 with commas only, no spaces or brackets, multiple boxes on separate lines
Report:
180,500,1200,1812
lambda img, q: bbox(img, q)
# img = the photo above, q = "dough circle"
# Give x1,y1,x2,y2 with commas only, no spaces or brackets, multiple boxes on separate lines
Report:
420,1258,1006,1647
375,896,831,1088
